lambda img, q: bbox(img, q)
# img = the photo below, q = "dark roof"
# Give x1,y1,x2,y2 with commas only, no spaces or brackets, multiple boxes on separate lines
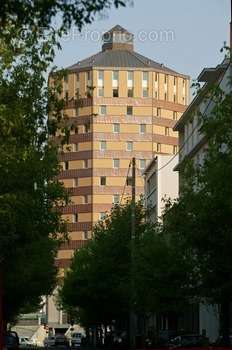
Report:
67,49,187,77
104,25,132,35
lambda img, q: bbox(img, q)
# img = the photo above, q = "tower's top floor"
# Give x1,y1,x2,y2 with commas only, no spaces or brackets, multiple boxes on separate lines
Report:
67,25,189,79
102,25,134,52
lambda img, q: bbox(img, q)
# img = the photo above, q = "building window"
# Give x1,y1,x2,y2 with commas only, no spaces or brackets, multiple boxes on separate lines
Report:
113,71,119,81
155,73,158,82
83,195,88,204
100,176,106,186
173,111,177,120
84,123,90,133
113,158,120,168
164,92,167,101
113,194,120,204
113,88,119,97
127,106,133,116
126,177,132,186
143,87,149,97
173,145,178,154
143,71,149,82
64,161,69,170
126,141,133,151
140,159,146,169
128,88,133,97
99,212,106,220
173,93,177,103
65,91,69,101
84,159,88,168
157,143,161,152
127,71,134,87
174,76,177,86
165,127,170,136
98,87,104,97
157,108,161,117
76,73,79,84
113,123,120,133
164,75,168,84
76,107,80,116
98,70,104,85
99,105,107,116
140,124,146,134
100,140,107,151
74,126,79,134
73,213,78,223
83,230,88,240
154,90,158,99
74,143,78,152
74,178,78,187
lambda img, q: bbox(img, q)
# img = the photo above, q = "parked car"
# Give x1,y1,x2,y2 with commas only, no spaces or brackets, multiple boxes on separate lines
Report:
19,337,35,348
169,334,208,348
55,334,69,348
4,331,19,350
44,336,55,348
71,333,82,348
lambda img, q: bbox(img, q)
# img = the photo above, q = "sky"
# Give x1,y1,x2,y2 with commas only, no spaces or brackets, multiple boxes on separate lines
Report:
54,0,230,83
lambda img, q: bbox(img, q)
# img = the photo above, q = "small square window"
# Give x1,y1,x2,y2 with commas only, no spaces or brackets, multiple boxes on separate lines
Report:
140,159,146,170
113,88,119,97
113,159,120,168
140,124,146,134
83,230,88,240
100,176,106,186
84,159,88,168
64,161,69,170
128,88,133,97
98,87,104,97
127,106,133,116
100,105,107,115
83,195,88,204
126,141,133,151
100,141,107,151
113,123,120,133
99,212,106,220
113,194,120,204
73,213,78,223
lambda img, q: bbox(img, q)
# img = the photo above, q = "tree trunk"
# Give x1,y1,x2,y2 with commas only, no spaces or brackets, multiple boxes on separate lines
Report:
221,300,231,346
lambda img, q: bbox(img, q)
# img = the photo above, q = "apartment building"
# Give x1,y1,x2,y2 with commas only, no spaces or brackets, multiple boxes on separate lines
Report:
144,155,178,223
174,58,232,342
54,25,189,269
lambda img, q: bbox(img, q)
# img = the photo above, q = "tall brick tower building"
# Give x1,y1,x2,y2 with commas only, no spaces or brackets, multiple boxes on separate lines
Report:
56,25,189,270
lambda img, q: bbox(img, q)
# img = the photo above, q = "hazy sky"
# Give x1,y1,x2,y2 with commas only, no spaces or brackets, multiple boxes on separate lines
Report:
54,0,230,82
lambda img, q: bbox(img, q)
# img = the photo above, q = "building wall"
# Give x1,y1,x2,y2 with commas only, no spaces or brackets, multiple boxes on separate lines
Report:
144,155,179,222
55,67,189,268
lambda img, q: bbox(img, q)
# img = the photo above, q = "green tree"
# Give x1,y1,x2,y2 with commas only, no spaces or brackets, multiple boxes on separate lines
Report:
60,201,146,329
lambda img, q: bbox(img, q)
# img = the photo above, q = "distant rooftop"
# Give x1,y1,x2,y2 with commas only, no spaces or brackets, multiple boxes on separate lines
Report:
67,25,188,77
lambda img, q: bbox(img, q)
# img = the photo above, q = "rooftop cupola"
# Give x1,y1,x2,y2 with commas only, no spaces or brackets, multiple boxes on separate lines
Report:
102,25,134,51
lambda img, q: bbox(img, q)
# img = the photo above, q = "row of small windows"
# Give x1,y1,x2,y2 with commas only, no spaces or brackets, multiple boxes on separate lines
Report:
99,105,178,120
65,71,186,102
